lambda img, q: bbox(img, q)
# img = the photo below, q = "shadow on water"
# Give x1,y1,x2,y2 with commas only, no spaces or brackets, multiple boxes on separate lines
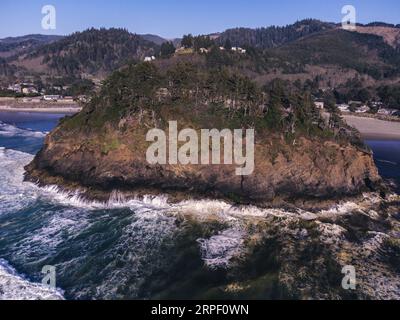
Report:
366,140,400,193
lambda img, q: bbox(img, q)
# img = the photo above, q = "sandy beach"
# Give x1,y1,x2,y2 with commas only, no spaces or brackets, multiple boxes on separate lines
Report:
0,105,82,114
343,115,400,140
0,97,82,114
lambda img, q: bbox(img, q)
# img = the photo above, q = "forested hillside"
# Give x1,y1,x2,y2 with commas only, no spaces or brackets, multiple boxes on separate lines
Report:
217,19,335,48
19,28,159,76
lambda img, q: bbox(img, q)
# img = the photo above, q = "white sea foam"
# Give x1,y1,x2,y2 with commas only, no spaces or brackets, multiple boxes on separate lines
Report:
1,131,394,294
0,121,46,138
377,159,397,166
18,208,91,257
81,207,178,299
0,144,369,222
197,228,245,269
0,148,38,214
40,185,109,209
0,146,371,272
0,259,64,300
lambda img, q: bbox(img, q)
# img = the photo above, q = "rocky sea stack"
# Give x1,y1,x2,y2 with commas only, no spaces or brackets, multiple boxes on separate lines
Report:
25,57,382,206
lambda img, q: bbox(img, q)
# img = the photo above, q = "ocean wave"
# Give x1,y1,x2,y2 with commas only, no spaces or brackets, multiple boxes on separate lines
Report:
377,159,398,166
0,148,38,215
197,228,245,269
1,145,397,299
1,145,384,227
0,121,46,138
0,259,64,300
1,145,390,230
0,146,381,222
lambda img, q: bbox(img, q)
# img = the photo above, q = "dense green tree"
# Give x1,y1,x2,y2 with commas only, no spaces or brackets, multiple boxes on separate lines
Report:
378,85,400,109
181,34,194,48
218,19,334,49
206,46,233,68
193,35,214,51
28,28,158,76
224,39,232,50
160,41,176,57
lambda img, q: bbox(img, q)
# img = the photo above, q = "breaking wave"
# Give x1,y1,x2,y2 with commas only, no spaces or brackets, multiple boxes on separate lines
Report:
377,159,397,166
0,121,46,139
197,228,245,269
0,259,64,300
0,121,395,299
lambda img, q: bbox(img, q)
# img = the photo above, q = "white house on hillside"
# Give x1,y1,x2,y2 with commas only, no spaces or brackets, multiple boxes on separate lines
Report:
314,101,324,109
231,47,246,54
144,56,156,62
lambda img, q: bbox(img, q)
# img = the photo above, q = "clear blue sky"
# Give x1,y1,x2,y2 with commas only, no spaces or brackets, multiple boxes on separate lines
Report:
0,0,399,39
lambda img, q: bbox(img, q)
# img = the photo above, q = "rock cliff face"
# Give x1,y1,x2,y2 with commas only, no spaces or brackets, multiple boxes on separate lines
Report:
24,62,382,206
25,125,380,205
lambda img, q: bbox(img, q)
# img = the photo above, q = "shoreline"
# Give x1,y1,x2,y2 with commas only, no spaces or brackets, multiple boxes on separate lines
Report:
1,107,399,140
23,165,386,211
0,105,82,114
0,97,82,114
342,111,400,123
343,115,400,141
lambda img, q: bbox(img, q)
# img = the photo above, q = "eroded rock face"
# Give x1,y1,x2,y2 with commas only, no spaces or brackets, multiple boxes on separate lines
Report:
25,116,381,206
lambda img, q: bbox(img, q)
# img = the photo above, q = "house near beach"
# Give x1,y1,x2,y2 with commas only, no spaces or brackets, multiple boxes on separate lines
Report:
22,86,38,94
43,95,62,101
355,105,370,113
378,108,398,116
7,84,22,93
337,104,350,112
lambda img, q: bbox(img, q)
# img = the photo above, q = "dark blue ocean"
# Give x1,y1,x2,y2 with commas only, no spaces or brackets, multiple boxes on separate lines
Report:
0,112,247,300
365,140,400,193
0,111,399,300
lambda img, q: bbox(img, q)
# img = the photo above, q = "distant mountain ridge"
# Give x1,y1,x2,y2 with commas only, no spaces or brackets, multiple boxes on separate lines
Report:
214,20,400,50
216,19,336,49
139,34,168,45
0,34,63,44
1,19,400,90
11,28,159,77
0,34,64,58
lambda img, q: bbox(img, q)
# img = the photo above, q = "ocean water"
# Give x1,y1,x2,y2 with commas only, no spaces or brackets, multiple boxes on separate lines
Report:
366,140,400,192
0,112,63,154
0,112,253,300
0,112,399,300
